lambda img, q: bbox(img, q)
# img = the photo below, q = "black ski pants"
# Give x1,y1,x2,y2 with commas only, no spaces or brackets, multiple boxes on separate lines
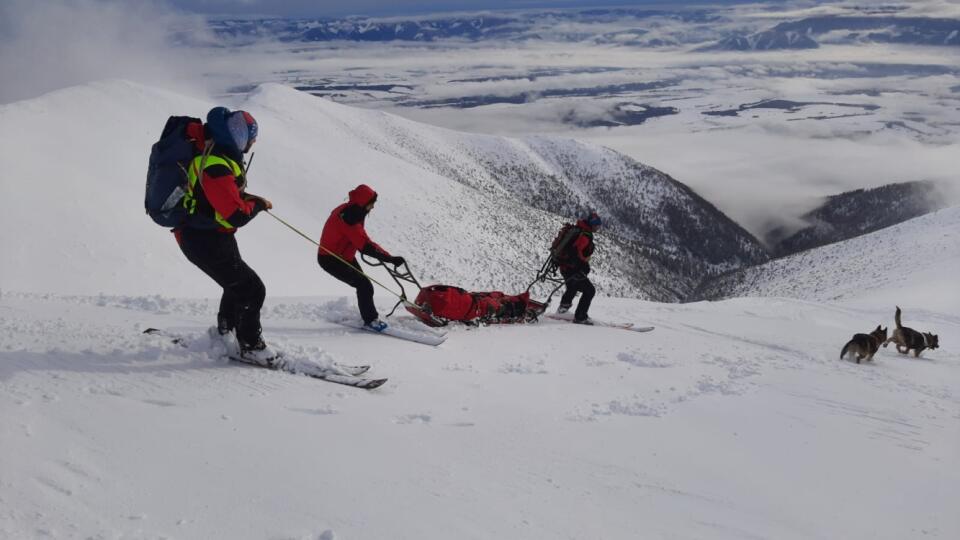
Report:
178,228,265,346
318,255,378,324
560,269,595,321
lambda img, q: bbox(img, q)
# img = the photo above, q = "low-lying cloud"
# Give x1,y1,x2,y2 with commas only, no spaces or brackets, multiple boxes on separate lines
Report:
0,0,211,104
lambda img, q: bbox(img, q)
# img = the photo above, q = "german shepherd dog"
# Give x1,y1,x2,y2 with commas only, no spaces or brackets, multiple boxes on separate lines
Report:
840,325,888,363
884,306,940,357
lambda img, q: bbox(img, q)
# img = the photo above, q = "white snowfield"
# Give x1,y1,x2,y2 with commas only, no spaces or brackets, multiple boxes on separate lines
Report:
1,81,958,539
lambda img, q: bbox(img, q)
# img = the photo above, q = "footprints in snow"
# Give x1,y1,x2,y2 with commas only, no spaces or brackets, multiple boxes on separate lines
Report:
571,350,761,422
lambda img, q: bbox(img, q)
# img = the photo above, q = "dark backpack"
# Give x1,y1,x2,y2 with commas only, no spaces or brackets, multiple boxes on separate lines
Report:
145,116,203,227
549,223,579,264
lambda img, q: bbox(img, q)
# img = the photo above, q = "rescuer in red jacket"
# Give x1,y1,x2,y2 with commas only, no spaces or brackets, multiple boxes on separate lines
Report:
556,212,602,325
175,106,277,365
318,184,405,331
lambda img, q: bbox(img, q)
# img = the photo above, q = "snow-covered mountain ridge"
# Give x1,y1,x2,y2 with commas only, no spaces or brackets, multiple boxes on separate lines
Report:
704,16,960,51
0,80,763,302
692,205,960,310
765,180,948,258
310,92,768,297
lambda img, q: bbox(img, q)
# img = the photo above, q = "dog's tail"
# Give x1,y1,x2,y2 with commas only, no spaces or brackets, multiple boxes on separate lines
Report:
840,340,851,359
895,306,903,329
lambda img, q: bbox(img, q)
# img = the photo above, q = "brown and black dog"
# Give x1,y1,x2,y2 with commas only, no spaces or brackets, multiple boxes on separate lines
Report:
840,325,888,363
883,306,939,357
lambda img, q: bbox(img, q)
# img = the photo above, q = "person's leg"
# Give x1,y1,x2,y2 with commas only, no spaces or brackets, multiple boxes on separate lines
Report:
318,256,378,324
231,261,265,347
574,278,596,322
558,270,581,310
349,261,378,324
217,289,239,334
180,230,265,346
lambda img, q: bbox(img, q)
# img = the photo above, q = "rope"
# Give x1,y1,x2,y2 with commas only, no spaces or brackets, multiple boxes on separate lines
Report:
264,210,412,304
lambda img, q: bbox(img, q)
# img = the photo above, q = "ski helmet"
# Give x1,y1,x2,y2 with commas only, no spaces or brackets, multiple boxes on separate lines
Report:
582,211,602,229
206,106,258,154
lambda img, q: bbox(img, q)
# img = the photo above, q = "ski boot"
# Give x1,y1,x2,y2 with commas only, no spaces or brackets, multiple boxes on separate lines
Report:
238,337,280,367
363,319,389,332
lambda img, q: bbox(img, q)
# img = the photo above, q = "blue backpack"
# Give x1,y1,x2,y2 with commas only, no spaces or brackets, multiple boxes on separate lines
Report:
145,116,204,228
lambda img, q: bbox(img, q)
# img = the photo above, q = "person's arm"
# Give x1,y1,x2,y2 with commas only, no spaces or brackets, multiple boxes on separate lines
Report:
200,164,262,228
352,228,406,265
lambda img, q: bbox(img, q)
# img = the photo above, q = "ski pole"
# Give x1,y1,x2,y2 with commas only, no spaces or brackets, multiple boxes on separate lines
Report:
264,210,414,305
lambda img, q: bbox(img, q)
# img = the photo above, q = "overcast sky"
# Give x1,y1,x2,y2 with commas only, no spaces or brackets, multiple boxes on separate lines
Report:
165,0,760,18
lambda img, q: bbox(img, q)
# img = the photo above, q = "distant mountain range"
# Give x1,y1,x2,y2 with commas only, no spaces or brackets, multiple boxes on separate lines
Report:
692,181,951,301
204,9,712,46
202,11,960,51
703,16,960,51
689,205,959,303
765,180,948,258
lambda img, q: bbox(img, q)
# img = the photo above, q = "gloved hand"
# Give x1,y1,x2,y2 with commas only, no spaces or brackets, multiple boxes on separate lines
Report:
387,255,406,266
245,194,273,211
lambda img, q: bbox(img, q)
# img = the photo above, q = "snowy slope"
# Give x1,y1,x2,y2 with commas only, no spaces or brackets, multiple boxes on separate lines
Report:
0,80,551,299
0,80,763,303
303,96,768,296
1,80,958,540
1,289,958,539
693,206,960,312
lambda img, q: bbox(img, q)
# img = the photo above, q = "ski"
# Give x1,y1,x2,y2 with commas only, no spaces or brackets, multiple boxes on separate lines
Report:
334,363,371,376
545,313,655,333
143,328,383,388
333,320,447,346
228,356,387,389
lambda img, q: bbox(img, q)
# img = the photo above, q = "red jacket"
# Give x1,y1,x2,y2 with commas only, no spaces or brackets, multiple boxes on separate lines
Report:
319,184,390,262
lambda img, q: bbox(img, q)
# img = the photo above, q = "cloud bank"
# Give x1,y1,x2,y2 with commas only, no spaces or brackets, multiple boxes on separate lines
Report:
0,0,211,104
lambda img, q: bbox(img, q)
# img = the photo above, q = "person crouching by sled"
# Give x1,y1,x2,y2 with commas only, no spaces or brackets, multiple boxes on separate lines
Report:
175,107,277,365
318,184,406,332
556,212,602,325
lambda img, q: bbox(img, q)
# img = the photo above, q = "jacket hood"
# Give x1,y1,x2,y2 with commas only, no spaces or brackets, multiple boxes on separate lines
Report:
348,184,378,206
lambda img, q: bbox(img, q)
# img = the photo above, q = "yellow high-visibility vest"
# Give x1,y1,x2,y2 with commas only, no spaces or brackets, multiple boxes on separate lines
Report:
184,154,244,229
